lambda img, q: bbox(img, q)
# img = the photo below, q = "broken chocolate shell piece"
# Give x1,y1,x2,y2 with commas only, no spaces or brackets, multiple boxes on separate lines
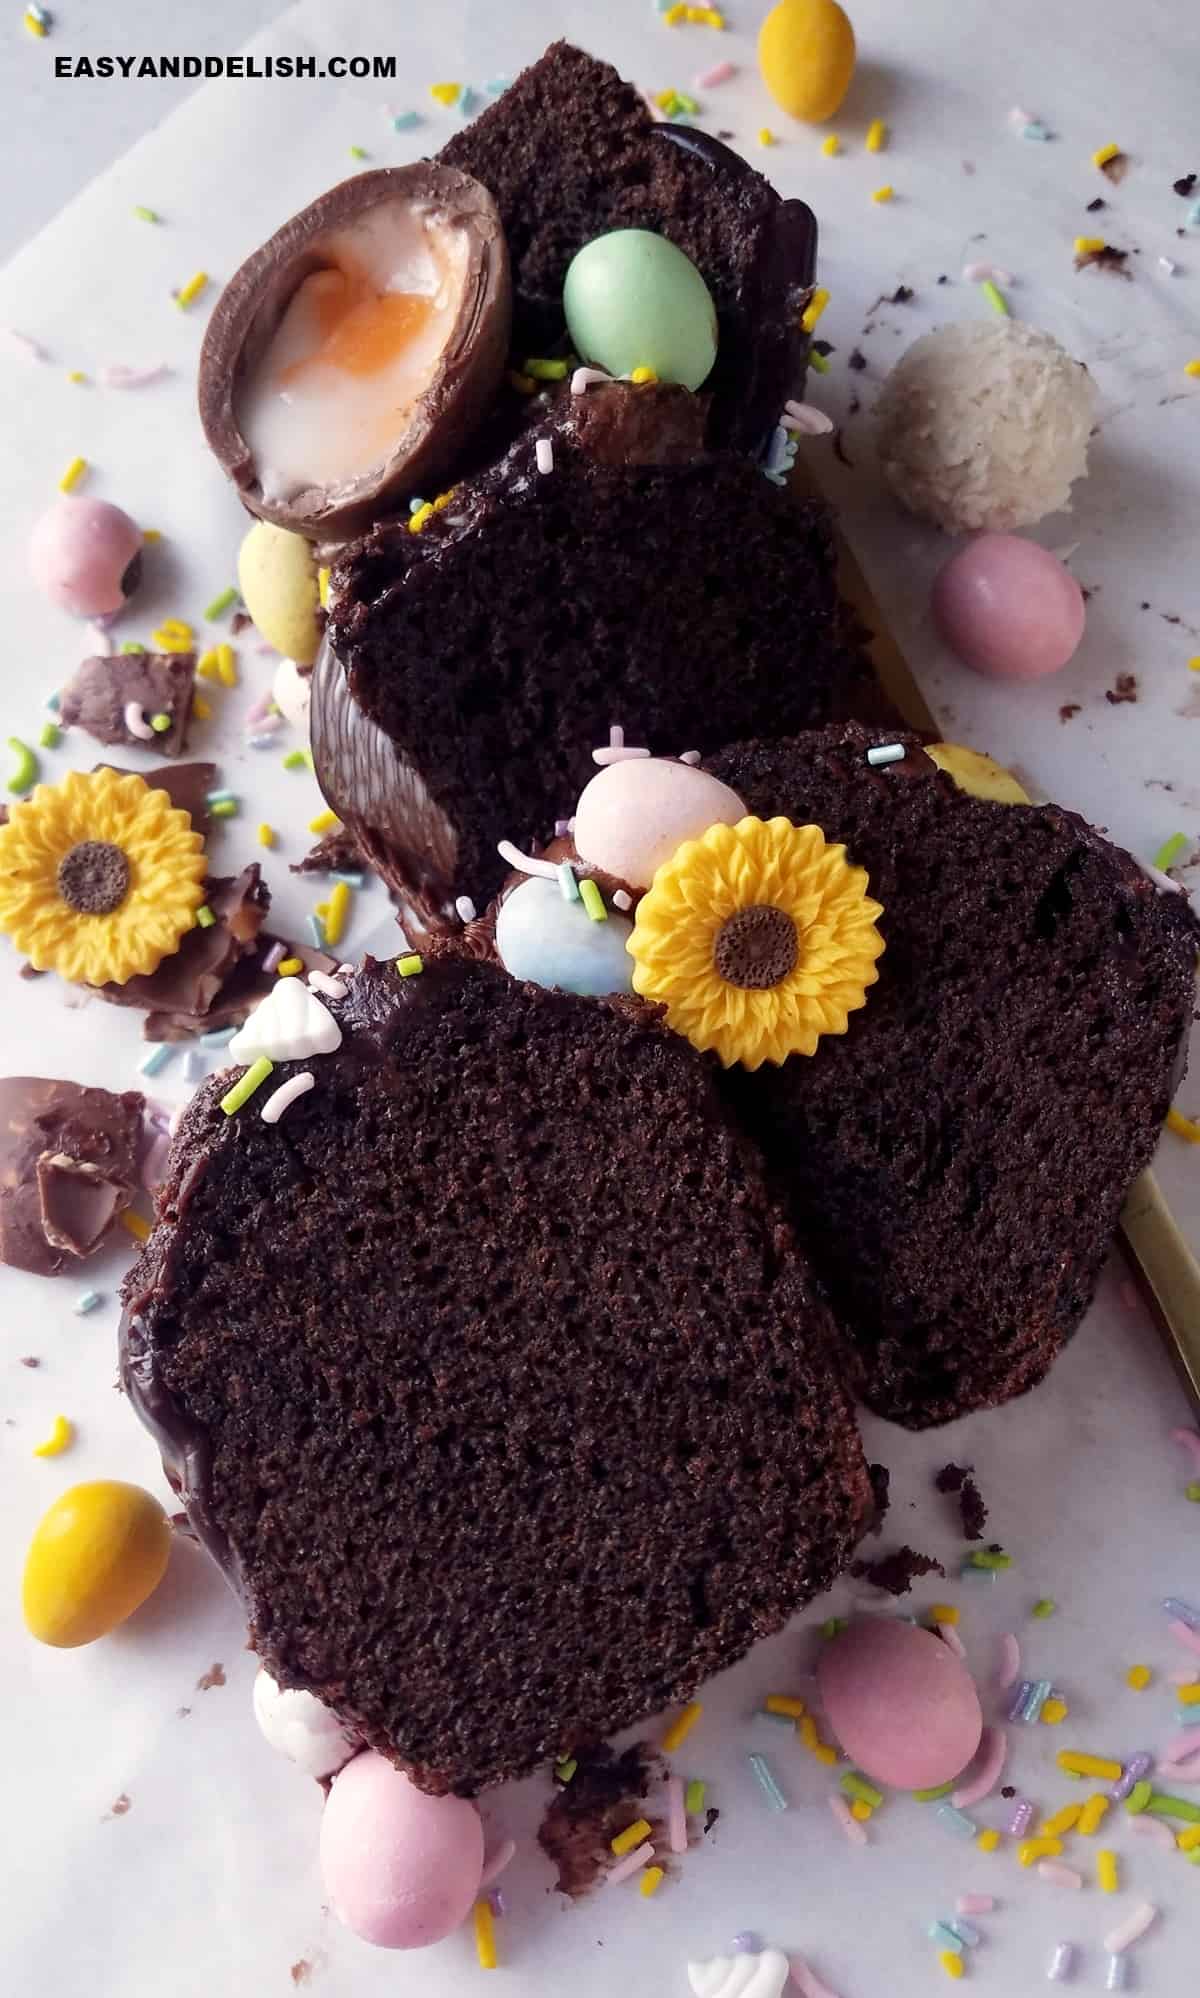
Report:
93,866,271,1038
198,164,512,543
0,1078,142,1276
61,653,194,757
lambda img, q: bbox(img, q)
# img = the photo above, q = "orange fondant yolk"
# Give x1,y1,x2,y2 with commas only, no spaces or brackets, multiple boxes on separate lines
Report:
280,271,436,385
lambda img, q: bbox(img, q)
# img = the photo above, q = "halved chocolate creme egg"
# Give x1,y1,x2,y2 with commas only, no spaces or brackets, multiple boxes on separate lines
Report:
198,164,511,544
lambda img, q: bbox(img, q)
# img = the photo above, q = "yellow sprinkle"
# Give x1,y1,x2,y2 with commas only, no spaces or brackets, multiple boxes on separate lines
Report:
192,695,213,721
640,1865,665,1897
317,565,331,609
1189,656,1200,671
1040,1698,1069,1725
408,502,435,534
662,1701,702,1753
1185,360,1200,379
276,957,304,978
1167,1107,1200,1143
1092,142,1121,168
58,456,87,494
929,1603,959,1626
121,1210,151,1243
797,1713,838,1763
473,1898,497,1971
1074,236,1106,256
323,880,351,949
976,1828,1001,1853
850,1799,873,1822
430,81,461,105
431,488,456,513
1179,1682,1200,1706
765,1694,807,1717
152,627,194,654
939,1951,964,1981
871,184,895,204
1126,1664,1152,1691
215,642,237,687
611,1817,653,1857
1041,1803,1082,1838
314,902,330,921
257,823,276,849
630,365,659,384
141,528,162,544
1018,1837,1063,1867
821,134,841,157
68,370,88,384
32,1414,74,1458
308,809,341,835
1178,1824,1200,1851
195,649,220,681
24,9,47,35
1078,1794,1111,1836
1057,1752,1122,1781
664,0,687,18
158,618,193,638
177,271,209,310
758,128,777,148
507,370,536,395
1097,1849,1119,1894
866,119,888,153
801,287,831,334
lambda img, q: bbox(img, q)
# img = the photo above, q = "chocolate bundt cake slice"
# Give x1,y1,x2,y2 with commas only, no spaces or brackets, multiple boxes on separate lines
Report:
706,726,1198,1427
121,955,871,1794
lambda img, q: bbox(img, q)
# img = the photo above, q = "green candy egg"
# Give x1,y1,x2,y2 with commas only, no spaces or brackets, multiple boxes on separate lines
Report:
563,230,719,391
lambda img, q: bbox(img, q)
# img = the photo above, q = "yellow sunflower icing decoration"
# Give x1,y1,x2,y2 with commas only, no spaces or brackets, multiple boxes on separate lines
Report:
627,815,885,1070
0,767,206,986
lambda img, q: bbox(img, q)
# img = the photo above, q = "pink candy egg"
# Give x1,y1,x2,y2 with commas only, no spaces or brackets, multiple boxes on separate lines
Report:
320,1751,484,1949
817,1617,983,1790
573,757,746,889
29,496,143,619
932,533,1085,680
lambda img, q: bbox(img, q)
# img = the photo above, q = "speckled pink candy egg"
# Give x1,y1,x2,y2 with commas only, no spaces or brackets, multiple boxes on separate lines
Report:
573,756,746,889
28,496,143,619
932,533,1085,680
320,1751,485,1949
817,1617,983,1790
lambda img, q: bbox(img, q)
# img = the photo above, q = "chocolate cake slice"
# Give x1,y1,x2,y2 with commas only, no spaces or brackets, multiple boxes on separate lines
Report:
706,725,1198,1427
317,416,889,927
439,41,818,454
121,955,871,1794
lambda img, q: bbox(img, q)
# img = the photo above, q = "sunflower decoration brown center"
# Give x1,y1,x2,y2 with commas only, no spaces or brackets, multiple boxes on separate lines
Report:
712,903,798,990
56,840,132,916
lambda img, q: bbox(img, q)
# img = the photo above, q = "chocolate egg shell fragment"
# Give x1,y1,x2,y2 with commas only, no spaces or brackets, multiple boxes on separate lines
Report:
199,165,511,544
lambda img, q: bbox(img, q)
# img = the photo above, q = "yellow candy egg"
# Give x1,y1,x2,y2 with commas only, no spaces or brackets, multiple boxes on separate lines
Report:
758,0,857,123
236,520,321,666
926,742,1031,806
22,1480,171,1648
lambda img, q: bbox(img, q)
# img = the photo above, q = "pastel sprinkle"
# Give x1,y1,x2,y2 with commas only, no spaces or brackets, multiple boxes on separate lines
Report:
73,1290,102,1315
1092,143,1121,168
149,712,172,734
928,1923,964,1951
1038,1862,1082,1889
982,280,1010,316
1102,1903,1157,1954
1007,1799,1035,1836
199,1025,237,1048
220,1057,274,1117
396,954,423,977
473,1898,496,1970
430,82,460,105
1041,1804,1082,1839
1097,1849,1119,1893
306,913,326,948
1041,1699,1069,1726
747,1752,788,1810
132,205,159,222
391,110,420,131
997,1633,1022,1689
176,271,209,309
349,145,367,161
32,1414,74,1458
866,119,887,152
257,824,276,848
1105,1956,1128,1990
938,1952,964,1981
765,1694,807,1717
38,721,60,749
821,135,841,156
806,348,830,374
695,60,735,87
1078,1794,1111,1836
1033,1599,1057,1618
535,437,555,475
935,1802,978,1840
956,1896,994,1916
58,456,87,493
871,184,895,203
613,1818,655,1859
976,1828,1001,1853
801,287,831,333
1186,360,1200,379
913,1781,955,1802
828,1793,867,1846
639,1865,664,1898
1164,1597,1200,1629
554,1759,577,1784
1047,1942,1077,1982
929,1604,959,1626
1058,1752,1122,1781
274,957,303,979
1075,236,1106,256
260,1073,315,1126
1153,833,1188,872
1019,1838,1064,1866
120,1210,150,1242
841,1772,883,1808
1144,1790,1200,1822
578,877,607,922
203,586,238,621
606,1842,654,1887
1123,1779,1153,1814
666,1774,687,1854
758,128,777,148
137,1042,175,1077
1125,1664,1152,1691
684,1779,706,1815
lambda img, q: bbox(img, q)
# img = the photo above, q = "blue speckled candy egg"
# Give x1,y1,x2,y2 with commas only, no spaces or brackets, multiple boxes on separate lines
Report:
563,230,719,392
495,875,635,997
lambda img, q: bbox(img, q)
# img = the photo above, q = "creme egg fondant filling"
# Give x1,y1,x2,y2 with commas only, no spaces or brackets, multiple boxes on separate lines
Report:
237,205,469,500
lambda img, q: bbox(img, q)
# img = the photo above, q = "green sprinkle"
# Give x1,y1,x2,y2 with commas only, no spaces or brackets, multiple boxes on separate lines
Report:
149,712,172,733
1124,1779,1153,1815
6,737,39,795
203,585,238,621
132,205,160,223
968,1550,1013,1570
349,144,368,160
38,721,60,749
209,799,238,818
396,953,424,977
120,640,146,654
1186,1482,1200,1503
578,876,607,922
282,749,308,770
194,905,216,929
220,1056,274,1117
524,356,570,381
912,1780,955,1802
820,1615,847,1639
982,279,1010,317
1153,831,1189,873
807,348,830,374
1032,1598,1057,1618
841,1772,884,1809
674,91,699,114
684,1778,706,1815
554,1758,578,1784
1145,1790,1200,1823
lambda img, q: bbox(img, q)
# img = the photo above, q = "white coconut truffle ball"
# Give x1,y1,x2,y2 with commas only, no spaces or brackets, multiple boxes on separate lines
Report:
874,320,1095,533
252,1666,359,1779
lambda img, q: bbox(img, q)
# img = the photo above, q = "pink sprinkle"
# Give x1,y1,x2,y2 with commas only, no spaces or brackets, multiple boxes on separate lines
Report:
123,701,154,741
783,399,835,436
952,1725,1007,1809
2,327,48,362
938,1621,968,1659
1131,1816,1177,1849
1103,1902,1157,1955
479,1836,516,1888
100,362,170,390
167,1106,184,1137
956,1894,995,1916
1170,1664,1197,1686
1160,1728,1200,1765
592,744,652,766
606,1841,654,1886
667,1773,687,1854
570,365,612,395
247,713,282,737
962,261,1014,284
997,1632,1021,1691
262,941,287,975
789,1956,843,1998
244,694,272,726
1171,1427,1200,1471
679,750,701,765
612,888,633,911
828,1793,867,1846
695,60,736,88
1168,1619,1200,1659
1156,1761,1200,1784
260,1072,315,1125
87,622,114,656
1038,1861,1082,1889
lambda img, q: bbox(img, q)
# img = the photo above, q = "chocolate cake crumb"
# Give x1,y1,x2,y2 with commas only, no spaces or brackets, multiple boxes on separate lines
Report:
1086,197,1106,212
850,1546,945,1596
1106,673,1139,705
889,286,914,304
703,1808,720,1835
1099,151,1129,184
1001,1785,1016,1800
289,1963,312,1987
935,1462,988,1540
103,1794,132,1820
1059,703,1081,722
19,1355,39,1367
1174,173,1197,197
291,827,367,877
1074,243,1131,276
538,1742,662,1898
847,348,868,371
867,1462,891,1534
196,1662,226,1692
936,274,949,284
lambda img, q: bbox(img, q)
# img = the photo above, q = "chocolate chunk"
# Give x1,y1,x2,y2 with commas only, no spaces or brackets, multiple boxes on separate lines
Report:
290,826,367,876
889,285,914,304
61,654,194,756
0,1078,142,1276
850,1545,945,1596
1106,673,1138,705
1086,196,1106,212
867,1461,891,1533
94,866,271,1038
1074,243,1131,277
1098,150,1129,184
847,348,868,371
1174,173,1197,197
